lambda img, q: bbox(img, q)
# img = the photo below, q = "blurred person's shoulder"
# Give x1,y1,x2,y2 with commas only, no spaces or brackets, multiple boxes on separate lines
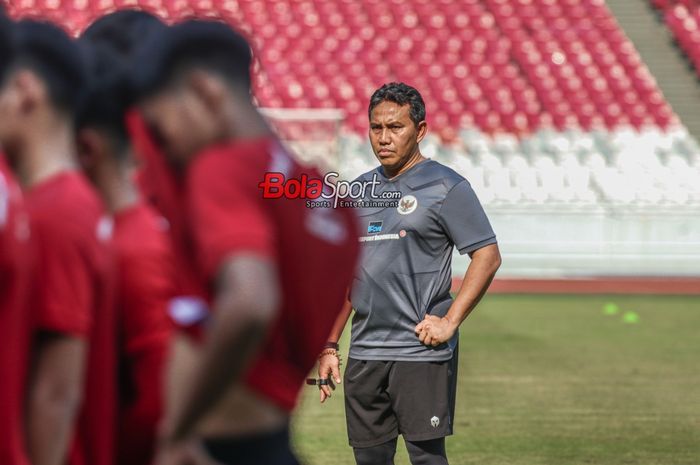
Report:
191,136,286,183
113,202,171,255
28,170,100,208
26,171,107,239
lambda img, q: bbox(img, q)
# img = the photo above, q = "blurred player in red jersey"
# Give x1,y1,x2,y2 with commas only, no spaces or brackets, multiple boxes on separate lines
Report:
81,10,210,339
84,10,212,342
130,20,360,465
0,20,116,465
76,11,175,465
0,13,32,465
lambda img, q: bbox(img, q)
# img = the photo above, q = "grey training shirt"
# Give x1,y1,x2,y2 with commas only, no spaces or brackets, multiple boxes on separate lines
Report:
349,159,497,362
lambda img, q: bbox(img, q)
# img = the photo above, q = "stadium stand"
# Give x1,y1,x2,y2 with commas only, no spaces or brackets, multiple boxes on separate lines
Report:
338,125,700,207
3,0,680,136
662,3,700,76
4,0,700,277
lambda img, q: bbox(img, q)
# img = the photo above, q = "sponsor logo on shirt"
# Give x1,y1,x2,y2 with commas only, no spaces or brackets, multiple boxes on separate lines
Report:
168,296,210,326
431,416,440,428
96,216,114,242
367,221,383,234
397,195,418,215
358,229,406,242
0,172,8,229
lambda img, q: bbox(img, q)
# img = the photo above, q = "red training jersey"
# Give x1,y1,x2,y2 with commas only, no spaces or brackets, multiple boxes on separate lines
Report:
185,137,359,411
26,171,116,465
113,202,174,465
0,158,32,465
126,110,209,335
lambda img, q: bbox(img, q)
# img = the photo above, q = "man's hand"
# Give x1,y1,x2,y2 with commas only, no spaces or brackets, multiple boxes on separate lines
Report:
318,353,341,403
415,315,458,347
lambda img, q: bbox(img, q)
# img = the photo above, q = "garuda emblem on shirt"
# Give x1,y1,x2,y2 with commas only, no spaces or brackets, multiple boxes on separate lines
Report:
397,195,418,215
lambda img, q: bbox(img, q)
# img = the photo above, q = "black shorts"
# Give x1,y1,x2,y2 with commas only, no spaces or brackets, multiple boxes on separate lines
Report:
344,348,459,448
201,427,300,465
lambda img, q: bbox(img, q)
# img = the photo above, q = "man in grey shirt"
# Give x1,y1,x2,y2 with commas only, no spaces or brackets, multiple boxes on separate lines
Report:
318,82,501,465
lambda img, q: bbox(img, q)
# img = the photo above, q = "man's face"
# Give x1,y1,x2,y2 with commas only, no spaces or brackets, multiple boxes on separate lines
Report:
140,82,220,168
369,101,426,174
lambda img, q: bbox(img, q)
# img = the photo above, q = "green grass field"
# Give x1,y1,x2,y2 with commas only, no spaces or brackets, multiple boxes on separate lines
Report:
291,295,700,465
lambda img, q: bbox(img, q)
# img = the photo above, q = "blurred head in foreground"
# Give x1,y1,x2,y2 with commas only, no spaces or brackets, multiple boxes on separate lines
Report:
0,20,86,175
131,19,268,168
76,10,166,190
0,10,13,86
82,9,166,58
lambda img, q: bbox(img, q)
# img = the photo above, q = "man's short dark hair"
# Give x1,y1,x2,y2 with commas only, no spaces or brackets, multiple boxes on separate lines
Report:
131,19,253,100
76,43,132,157
0,11,13,84
77,10,167,158
8,20,87,115
368,82,426,127
81,9,166,60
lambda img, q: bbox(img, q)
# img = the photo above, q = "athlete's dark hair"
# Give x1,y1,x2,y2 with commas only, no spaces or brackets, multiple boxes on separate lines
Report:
77,10,167,159
81,9,166,60
131,19,253,99
76,43,132,157
368,82,426,127
7,20,87,115
0,10,13,84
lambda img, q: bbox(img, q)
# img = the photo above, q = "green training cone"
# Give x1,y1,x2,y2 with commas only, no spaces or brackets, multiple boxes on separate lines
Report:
622,311,640,324
603,302,620,315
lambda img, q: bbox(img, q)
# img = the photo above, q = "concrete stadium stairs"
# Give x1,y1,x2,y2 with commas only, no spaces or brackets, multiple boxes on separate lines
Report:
607,0,700,139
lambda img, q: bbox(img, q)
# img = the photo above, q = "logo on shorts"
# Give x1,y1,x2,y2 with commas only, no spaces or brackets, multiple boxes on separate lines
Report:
397,195,418,215
430,416,440,428
367,221,383,234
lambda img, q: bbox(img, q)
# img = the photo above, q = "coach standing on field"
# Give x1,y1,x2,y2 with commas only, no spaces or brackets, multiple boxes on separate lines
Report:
318,82,501,465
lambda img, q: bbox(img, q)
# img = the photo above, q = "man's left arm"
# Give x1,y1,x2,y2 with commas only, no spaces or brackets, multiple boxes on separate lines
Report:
415,243,501,346
158,254,280,447
155,154,279,464
416,179,501,345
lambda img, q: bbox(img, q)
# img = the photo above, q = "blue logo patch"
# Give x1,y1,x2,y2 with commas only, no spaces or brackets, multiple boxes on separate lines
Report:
367,221,383,234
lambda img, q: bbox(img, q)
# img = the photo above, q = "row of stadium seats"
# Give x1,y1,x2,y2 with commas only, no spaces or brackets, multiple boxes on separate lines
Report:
5,0,680,139
663,4,700,77
7,0,699,215
337,126,700,206
651,0,697,13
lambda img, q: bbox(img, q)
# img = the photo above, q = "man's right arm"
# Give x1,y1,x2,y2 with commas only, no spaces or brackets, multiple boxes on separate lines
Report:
319,293,353,403
27,334,87,465
26,214,96,465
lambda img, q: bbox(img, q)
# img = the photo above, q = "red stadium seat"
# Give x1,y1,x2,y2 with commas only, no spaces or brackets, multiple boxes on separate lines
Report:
6,0,681,139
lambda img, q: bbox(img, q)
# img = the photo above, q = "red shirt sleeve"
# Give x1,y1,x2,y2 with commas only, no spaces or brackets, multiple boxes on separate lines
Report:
33,219,94,336
187,148,276,282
